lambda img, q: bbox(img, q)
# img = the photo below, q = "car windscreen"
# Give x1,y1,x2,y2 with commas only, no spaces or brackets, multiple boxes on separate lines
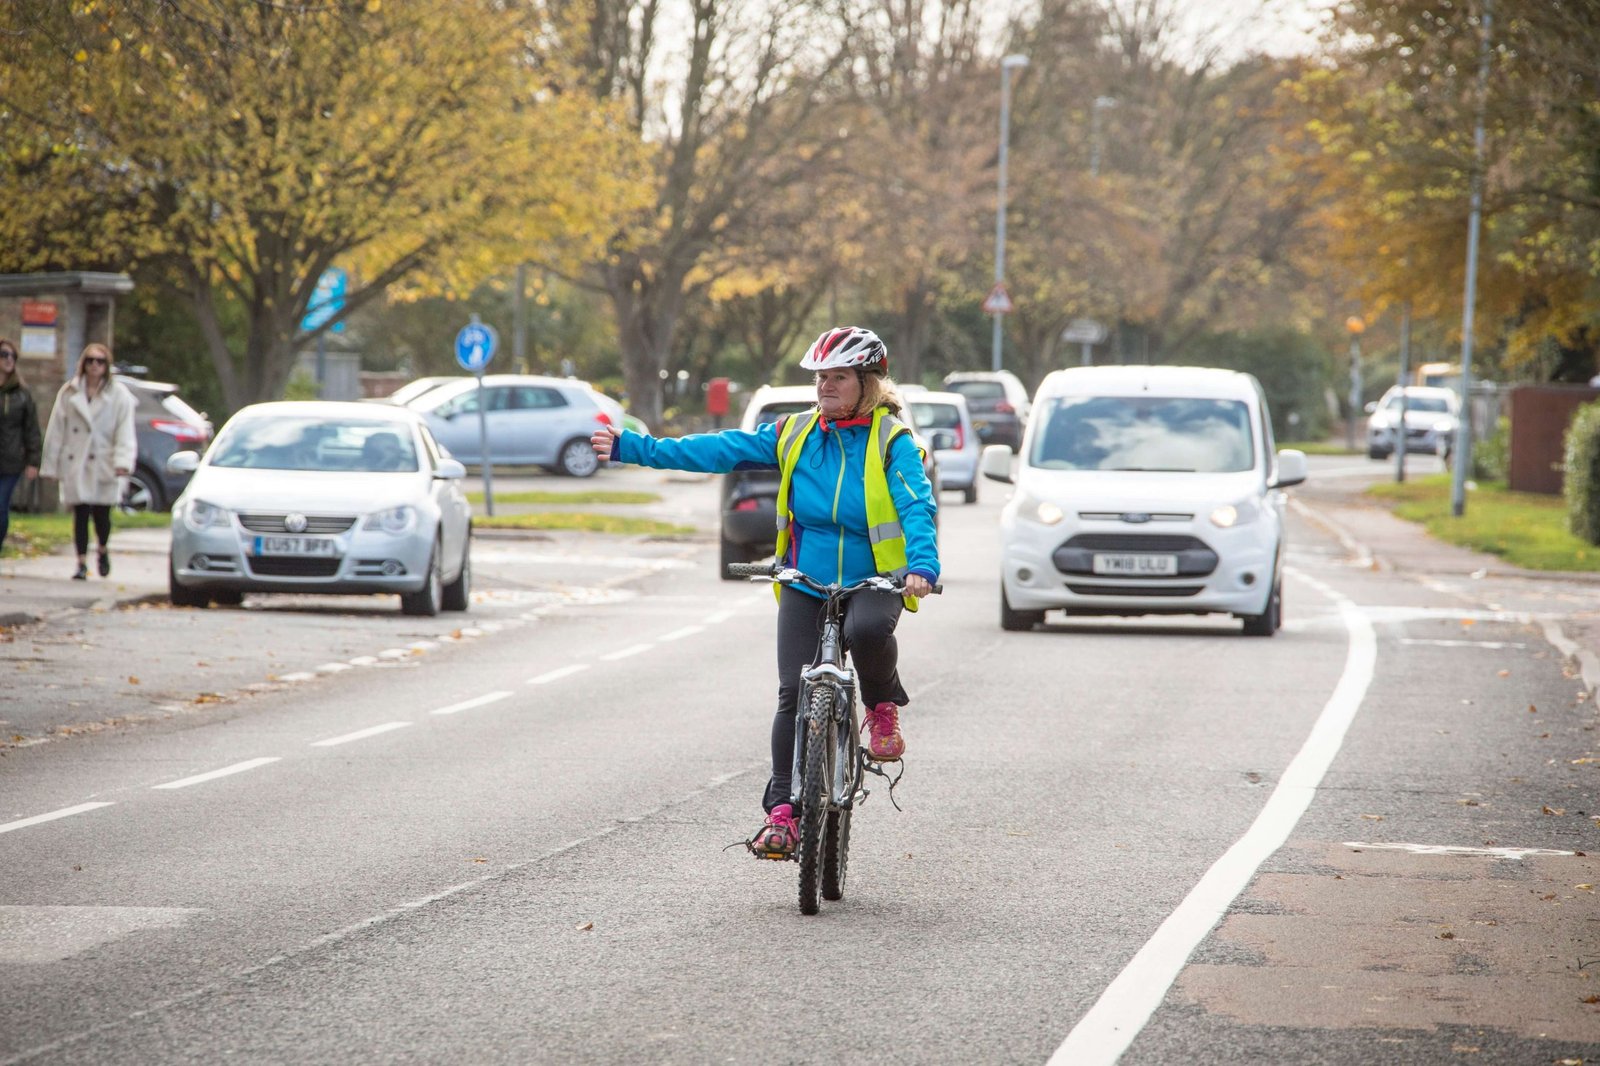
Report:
209,417,420,472
1389,395,1451,414
1030,395,1255,473
910,402,961,430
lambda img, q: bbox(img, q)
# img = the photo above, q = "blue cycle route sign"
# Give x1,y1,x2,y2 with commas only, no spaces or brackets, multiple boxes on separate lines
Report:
301,267,347,333
454,317,498,373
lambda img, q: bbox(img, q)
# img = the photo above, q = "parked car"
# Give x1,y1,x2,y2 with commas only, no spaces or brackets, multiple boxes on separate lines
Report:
982,366,1307,636
375,375,460,408
942,370,1031,451
1364,385,1459,460
166,401,472,615
718,385,940,580
401,374,624,477
907,390,980,504
115,375,213,513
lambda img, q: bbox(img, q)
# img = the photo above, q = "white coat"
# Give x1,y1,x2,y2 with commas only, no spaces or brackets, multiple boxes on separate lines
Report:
41,377,138,507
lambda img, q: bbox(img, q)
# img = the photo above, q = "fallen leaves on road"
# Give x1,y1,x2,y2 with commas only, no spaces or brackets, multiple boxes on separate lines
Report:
1437,931,1455,940
1576,884,1594,892
1497,669,1510,678
1543,806,1567,816
1360,813,1385,821
576,921,593,932
192,693,225,704
127,676,139,685
1529,704,1539,714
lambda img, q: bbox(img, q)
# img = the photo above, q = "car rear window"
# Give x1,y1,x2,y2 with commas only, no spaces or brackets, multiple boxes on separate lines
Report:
1031,396,1255,473
946,381,1005,403
910,402,961,430
210,417,420,472
753,401,816,426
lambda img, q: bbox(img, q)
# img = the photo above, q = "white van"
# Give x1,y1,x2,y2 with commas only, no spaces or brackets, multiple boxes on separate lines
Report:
981,366,1307,636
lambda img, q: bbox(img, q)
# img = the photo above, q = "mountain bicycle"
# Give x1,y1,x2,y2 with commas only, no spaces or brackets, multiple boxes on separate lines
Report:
729,563,940,915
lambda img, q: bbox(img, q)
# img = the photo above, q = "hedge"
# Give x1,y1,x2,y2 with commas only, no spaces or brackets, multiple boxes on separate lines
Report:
1565,400,1600,544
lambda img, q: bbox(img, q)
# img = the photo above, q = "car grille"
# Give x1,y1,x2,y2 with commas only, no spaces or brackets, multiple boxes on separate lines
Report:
237,513,357,534
1052,533,1218,577
247,557,342,578
1065,583,1205,597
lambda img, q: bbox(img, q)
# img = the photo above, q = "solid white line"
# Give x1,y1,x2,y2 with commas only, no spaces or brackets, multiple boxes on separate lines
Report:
429,691,513,716
310,722,412,747
1050,576,1376,1066
528,664,590,685
0,801,115,835
704,610,735,624
656,626,705,642
153,758,282,791
600,643,652,662
1399,638,1526,649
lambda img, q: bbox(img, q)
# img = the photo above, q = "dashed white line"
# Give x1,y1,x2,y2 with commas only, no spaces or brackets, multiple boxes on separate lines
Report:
310,722,412,747
429,691,513,716
0,802,115,835
277,672,316,683
657,626,705,642
704,610,735,624
153,758,282,791
528,664,590,685
1399,638,1527,649
601,643,653,662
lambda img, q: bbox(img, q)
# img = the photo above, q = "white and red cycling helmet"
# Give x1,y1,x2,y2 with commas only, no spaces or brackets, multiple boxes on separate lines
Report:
800,326,888,373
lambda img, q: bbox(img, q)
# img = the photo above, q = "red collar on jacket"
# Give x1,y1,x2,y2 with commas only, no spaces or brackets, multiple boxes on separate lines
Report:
818,414,873,432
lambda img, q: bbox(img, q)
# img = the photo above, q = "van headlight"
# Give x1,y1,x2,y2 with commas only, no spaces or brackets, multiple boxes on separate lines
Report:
182,499,229,532
1017,493,1065,525
363,505,416,534
1209,501,1259,528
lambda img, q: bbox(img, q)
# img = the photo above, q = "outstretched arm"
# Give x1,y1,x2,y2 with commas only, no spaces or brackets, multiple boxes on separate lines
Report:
592,423,780,475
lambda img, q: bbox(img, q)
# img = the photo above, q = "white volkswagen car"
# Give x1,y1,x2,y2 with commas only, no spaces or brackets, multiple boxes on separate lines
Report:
166,402,473,616
982,366,1307,636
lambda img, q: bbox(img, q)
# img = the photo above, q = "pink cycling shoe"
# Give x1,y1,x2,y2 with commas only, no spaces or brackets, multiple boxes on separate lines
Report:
748,803,799,860
863,702,905,761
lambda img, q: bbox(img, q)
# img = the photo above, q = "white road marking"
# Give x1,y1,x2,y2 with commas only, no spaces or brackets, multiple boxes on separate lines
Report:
601,643,653,662
315,662,353,674
310,722,412,747
1343,841,1575,860
528,664,590,685
377,648,411,661
277,672,316,683
1399,638,1527,649
153,758,282,791
429,691,513,716
656,626,704,642
1052,569,1376,1066
0,802,115,836
704,610,735,624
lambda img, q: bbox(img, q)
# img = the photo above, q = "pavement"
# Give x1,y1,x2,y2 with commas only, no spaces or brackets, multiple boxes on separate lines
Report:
4,487,1600,699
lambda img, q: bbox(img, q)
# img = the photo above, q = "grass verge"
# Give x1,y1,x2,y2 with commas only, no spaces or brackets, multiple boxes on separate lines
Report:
1281,440,1361,456
2,511,172,558
475,512,694,536
1366,474,1598,571
466,490,660,505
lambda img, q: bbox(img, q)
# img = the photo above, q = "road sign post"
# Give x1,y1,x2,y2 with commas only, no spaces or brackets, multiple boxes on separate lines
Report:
1060,318,1107,366
455,316,500,516
301,268,348,396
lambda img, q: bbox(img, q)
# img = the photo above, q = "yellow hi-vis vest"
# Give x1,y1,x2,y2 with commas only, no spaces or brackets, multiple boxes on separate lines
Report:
772,405,921,611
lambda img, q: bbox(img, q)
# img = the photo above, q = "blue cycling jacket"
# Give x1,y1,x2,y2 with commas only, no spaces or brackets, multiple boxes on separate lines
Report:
613,418,940,594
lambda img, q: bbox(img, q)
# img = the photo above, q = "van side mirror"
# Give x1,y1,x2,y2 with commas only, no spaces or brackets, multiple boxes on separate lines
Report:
1272,449,1307,488
980,445,1014,484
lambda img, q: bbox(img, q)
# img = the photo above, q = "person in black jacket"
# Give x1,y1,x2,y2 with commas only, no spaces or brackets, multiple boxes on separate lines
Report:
0,338,43,556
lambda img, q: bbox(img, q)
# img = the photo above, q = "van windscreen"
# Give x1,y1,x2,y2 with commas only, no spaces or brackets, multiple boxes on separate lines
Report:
1030,396,1255,473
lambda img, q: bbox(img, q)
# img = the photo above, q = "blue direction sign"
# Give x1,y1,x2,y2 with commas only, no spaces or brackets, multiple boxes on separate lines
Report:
454,318,499,372
301,267,347,333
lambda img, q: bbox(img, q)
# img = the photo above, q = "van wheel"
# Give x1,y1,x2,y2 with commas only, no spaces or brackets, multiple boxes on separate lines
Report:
1000,582,1044,632
1241,579,1281,637
963,482,978,504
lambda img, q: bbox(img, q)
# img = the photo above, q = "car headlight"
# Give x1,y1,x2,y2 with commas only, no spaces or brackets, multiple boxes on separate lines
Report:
182,499,229,532
1016,493,1065,525
1209,501,1260,528
1433,420,1455,435
363,505,416,534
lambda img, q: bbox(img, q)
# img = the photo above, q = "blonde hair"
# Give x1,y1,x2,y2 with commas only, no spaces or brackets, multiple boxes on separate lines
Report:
76,343,112,396
0,338,20,389
858,370,904,418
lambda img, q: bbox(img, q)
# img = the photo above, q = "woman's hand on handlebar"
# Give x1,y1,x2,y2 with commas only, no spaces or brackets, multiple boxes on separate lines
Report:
904,574,934,598
590,424,620,461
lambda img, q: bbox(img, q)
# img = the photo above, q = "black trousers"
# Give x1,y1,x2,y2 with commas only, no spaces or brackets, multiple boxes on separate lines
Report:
73,504,112,556
763,586,908,812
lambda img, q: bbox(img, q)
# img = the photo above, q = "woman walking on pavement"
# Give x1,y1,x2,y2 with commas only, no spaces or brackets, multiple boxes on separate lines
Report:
590,326,940,859
0,338,43,557
41,342,137,580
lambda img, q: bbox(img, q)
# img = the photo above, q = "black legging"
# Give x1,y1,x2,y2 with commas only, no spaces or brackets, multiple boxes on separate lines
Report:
763,585,908,812
73,504,112,556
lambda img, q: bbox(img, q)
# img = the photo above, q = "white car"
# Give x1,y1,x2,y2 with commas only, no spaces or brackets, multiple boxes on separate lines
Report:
982,366,1307,636
908,390,980,504
166,402,472,616
1365,385,1459,459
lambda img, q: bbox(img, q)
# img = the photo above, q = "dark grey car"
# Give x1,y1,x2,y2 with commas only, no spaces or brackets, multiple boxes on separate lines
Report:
116,376,213,512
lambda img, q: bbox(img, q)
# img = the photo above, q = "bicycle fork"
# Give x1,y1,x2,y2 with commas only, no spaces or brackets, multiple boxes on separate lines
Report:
791,666,864,811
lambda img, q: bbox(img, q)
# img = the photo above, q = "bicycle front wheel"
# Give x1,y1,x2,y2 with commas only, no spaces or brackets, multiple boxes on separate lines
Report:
796,686,833,916
822,806,851,901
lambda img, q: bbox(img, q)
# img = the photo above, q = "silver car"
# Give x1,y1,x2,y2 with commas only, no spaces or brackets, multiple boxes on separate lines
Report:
908,391,980,504
166,402,472,616
404,374,625,477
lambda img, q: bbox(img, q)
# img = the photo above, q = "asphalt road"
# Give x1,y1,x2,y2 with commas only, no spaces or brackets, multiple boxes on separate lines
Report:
2,459,1597,1065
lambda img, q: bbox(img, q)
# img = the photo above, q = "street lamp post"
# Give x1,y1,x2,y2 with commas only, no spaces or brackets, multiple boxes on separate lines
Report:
990,53,1028,375
1089,95,1117,178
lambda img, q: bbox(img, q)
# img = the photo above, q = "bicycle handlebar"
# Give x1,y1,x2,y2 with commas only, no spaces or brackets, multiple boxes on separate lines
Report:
726,562,942,597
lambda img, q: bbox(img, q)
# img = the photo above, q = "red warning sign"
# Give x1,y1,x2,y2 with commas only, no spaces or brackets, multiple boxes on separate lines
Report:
981,283,1013,315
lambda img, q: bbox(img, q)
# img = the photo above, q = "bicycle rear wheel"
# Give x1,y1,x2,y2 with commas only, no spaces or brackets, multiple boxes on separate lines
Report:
796,687,832,915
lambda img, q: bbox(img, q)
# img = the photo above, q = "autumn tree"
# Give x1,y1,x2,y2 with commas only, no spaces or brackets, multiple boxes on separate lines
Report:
0,0,640,411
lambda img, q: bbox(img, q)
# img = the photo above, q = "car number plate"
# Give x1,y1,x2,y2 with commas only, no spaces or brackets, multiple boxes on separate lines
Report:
252,536,336,557
1092,552,1178,576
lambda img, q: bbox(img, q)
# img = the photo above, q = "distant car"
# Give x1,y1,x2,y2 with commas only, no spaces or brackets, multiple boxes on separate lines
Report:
402,374,624,477
115,375,213,513
718,385,940,580
166,401,472,615
908,391,980,504
1365,386,1459,460
942,370,1031,451
983,366,1307,636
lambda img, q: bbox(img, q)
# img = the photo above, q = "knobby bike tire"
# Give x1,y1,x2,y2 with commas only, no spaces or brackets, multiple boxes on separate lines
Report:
821,806,851,901
796,686,833,916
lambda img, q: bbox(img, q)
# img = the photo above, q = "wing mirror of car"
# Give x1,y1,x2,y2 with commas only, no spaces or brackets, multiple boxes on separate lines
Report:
980,444,1014,484
1272,448,1308,488
1363,401,1378,415
927,429,958,452
166,450,201,475
434,458,467,480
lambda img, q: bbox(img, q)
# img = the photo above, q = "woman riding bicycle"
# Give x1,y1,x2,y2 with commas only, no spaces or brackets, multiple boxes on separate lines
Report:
591,327,940,858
